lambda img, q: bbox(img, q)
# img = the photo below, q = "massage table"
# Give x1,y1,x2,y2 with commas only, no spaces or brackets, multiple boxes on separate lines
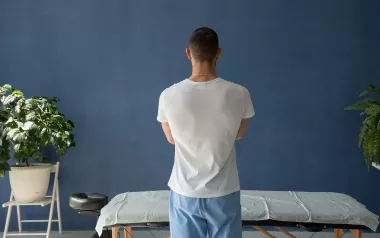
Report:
91,190,378,238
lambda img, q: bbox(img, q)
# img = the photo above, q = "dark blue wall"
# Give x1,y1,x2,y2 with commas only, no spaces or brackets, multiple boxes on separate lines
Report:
1,0,380,231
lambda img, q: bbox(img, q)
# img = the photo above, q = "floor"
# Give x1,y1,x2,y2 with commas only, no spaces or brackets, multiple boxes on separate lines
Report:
1,230,380,238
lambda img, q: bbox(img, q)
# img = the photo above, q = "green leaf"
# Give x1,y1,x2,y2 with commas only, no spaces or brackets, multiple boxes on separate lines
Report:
368,84,380,95
0,87,9,95
43,139,49,146
25,98,33,104
3,84,13,92
364,105,380,115
5,117,14,125
345,99,380,111
377,118,380,131
42,96,59,103
41,128,47,134
359,125,368,148
13,151,25,163
13,144,21,152
363,133,373,167
26,111,36,120
12,90,24,96
363,116,374,127
22,121,36,131
365,105,380,116
7,128,20,139
16,121,23,128
359,90,369,97
32,153,43,162
375,129,380,163
0,163,10,177
67,120,75,128
13,132,26,142
15,104,21,114
3,95,16,105
2,127,10,137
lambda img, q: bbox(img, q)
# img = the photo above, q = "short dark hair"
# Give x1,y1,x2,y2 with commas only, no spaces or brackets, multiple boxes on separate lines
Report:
189,27,219,61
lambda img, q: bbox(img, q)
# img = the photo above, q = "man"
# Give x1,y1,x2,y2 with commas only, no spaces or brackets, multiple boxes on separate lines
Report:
157,27,254,238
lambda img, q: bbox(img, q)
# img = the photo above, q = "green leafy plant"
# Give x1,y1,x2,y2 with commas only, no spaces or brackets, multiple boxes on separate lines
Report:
345,84,380,168
0,84,76,177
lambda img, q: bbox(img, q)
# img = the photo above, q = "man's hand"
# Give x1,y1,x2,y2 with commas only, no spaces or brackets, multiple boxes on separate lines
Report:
161,122,175,144
236,119,250,140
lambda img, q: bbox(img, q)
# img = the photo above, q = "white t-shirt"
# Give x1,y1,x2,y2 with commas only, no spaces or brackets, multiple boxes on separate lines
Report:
157,78,254,198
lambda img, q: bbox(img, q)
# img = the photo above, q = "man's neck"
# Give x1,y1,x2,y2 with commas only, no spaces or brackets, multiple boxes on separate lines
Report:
190,61,217,82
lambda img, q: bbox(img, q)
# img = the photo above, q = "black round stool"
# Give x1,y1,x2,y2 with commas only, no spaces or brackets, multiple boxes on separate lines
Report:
69,193,111,238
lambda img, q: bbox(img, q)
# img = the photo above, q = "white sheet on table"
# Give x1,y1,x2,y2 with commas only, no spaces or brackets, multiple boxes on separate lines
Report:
96,190,379,235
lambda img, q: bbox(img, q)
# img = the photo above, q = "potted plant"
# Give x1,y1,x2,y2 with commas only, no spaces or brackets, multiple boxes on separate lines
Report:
345,83,380,169
0,84,75,202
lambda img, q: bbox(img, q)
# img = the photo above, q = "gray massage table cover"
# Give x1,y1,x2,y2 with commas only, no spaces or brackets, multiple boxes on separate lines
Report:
96,190,379,235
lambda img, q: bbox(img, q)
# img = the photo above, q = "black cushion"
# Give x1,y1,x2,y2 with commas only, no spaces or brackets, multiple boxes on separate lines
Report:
69,193,108,212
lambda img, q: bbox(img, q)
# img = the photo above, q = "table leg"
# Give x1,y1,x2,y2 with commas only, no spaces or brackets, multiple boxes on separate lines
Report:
124,227,132,238
112,227,119,238
350,229,362,238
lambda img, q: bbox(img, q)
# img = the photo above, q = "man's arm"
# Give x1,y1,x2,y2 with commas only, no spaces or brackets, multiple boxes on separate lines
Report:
161,122,175,144
157,90,174,144
236,118,250,140
236,86,254,140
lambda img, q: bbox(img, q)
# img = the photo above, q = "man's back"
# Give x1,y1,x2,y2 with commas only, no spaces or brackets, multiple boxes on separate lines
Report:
158,77,254,198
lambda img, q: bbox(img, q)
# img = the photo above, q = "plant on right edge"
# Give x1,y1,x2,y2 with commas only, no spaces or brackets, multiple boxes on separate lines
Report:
345,84,380,169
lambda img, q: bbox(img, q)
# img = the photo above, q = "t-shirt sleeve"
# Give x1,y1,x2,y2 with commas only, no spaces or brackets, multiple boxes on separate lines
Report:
241,86,255,119
157,90,168,122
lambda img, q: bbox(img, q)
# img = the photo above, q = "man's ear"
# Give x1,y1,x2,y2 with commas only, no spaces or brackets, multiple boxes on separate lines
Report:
216,48,222,60
186,48,192,60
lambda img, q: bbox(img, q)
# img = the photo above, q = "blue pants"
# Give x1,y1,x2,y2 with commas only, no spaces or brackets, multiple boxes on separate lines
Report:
169,191,242,238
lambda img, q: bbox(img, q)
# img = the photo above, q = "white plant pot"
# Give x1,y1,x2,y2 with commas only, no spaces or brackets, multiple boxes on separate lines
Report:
9,164,53,203
372,162,380,170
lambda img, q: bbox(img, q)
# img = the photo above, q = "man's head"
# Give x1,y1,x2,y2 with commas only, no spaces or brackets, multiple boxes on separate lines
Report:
186,27,222,62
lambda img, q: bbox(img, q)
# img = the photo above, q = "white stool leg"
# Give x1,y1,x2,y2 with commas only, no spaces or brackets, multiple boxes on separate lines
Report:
46,168,59,238
46,199,55,238
56,184,62,234
3,205,13,238
16,205,22,233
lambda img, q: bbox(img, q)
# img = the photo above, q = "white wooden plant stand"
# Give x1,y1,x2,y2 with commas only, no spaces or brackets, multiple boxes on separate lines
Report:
2,162,62,238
